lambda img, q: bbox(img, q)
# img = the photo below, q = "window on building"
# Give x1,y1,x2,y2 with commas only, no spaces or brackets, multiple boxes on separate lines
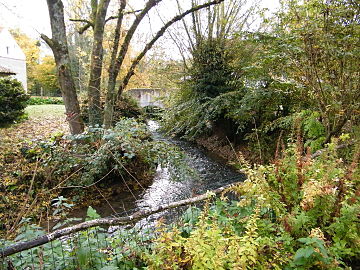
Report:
6,46,9,54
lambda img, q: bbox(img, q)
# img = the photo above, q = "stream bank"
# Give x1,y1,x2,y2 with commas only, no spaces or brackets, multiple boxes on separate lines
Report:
66,120,245,223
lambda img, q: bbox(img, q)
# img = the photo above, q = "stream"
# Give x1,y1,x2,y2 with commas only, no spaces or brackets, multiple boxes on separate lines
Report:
70,120,245,224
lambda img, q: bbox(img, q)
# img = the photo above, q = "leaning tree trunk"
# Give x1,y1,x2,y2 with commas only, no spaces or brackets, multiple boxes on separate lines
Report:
103,0,161,128
42,0,84,135
88,0,111,126
117,0,225,96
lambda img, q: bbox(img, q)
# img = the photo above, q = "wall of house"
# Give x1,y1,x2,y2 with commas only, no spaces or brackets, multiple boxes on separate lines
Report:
0,56,27,89
0,28,27,91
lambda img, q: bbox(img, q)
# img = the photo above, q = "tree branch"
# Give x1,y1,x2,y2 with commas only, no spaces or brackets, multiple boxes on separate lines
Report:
114,0,162,77
118,0,225,94
40,34,54,50
0,181,239,258
311,140,355,159
105,9,143,23
69,19,95,34
69,18,93,25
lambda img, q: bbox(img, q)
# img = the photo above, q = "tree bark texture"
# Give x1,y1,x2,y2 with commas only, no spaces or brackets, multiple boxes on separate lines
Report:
42,0,84,135
88,0,111,126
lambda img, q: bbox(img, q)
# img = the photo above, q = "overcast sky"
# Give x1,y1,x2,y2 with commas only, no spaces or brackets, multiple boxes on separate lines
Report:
0,0,280,57
0,0,51,36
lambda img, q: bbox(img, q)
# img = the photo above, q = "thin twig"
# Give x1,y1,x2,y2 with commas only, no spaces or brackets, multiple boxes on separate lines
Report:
59,167,115,189
94,185,117,215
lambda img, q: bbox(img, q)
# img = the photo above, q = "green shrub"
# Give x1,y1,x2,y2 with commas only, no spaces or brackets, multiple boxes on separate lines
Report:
23,118,192,188
0,207,150,269
145,140,360,269
27,96,63,105
189,38,237,98
0,78,29,126
2,140,359,269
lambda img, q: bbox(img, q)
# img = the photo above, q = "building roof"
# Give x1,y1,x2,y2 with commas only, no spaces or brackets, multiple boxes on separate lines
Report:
0,65,16,75
0,27,26,60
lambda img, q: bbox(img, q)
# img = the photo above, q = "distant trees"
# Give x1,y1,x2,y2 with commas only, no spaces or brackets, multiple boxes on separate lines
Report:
163,0,360,161
32,56,60,97
10,29,60,97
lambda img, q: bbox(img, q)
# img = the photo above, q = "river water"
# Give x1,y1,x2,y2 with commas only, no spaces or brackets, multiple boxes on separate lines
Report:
70,120,245,223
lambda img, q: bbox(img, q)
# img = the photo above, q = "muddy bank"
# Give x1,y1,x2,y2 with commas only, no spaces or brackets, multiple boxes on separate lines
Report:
195,133,255,166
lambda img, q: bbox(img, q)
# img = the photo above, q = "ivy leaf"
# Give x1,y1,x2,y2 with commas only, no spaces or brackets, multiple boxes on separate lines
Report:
293,246,315,265
86,206,101,220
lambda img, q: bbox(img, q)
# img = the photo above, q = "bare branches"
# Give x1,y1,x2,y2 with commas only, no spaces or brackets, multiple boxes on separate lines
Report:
40,34,54,50
71,5,142,35
103,0,163,126
105,9,143,23
69,18,93,25
69,19,94,34
118,0,225,94
115,0,163,76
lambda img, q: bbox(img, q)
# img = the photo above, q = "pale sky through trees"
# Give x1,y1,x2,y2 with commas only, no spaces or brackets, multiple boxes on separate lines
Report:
0,0,280,58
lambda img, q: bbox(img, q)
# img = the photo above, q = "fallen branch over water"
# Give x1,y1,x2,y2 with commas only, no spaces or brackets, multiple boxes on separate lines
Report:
1,182,239,258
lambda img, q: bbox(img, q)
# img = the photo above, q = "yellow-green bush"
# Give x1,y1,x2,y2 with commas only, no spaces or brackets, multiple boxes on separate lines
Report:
145,139,359,269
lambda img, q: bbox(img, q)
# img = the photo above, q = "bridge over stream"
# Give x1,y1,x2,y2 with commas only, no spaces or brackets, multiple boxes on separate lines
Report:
126,88,165,108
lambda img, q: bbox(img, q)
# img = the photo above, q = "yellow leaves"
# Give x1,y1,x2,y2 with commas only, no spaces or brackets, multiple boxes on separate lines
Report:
300,178,337,211
2,176,18,186
309,228,326,243
147,204,269,270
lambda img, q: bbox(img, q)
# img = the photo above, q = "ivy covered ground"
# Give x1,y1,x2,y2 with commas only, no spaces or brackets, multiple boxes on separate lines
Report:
0,105,68,236
0,104,187,239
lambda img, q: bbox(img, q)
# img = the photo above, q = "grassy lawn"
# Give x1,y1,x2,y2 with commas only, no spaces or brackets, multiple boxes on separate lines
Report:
0,105,68,153
25,104,66,119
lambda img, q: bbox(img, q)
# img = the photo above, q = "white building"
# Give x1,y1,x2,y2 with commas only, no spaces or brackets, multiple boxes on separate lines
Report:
0,27,27,91
127,88,165,108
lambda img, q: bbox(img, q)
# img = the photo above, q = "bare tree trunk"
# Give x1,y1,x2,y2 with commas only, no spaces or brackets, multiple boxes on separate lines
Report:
42,0,84,135
103,0,127,128
104,0,224,128
103,0,162,128
88,0,111,126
